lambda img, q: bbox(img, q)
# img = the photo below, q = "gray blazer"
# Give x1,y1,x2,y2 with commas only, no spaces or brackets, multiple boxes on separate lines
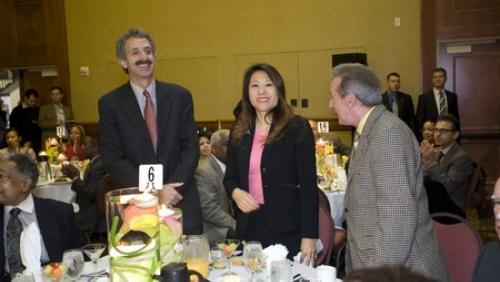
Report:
195,155,235,245
425,142,474,209
344,105,450,281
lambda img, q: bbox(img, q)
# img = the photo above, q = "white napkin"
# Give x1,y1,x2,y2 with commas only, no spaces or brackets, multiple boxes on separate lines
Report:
263,244,288,275
293,240,324,266
20,222,43,282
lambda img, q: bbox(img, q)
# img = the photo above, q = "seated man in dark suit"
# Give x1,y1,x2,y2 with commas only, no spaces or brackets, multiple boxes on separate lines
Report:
381,72,417,134
0,155,79,280
62,136,107,239
421,115,473,212
195,129,235,245
473,177,500,282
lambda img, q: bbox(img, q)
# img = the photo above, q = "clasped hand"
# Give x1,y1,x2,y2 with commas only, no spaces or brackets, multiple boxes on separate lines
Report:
159,182,184,206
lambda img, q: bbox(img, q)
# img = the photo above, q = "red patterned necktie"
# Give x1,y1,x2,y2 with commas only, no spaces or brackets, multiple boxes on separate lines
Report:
143,90,158,152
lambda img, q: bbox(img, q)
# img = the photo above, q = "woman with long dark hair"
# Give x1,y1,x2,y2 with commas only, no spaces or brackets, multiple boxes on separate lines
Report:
224,63,318,263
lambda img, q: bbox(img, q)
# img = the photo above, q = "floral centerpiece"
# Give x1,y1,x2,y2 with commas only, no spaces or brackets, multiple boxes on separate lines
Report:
315,139,348,192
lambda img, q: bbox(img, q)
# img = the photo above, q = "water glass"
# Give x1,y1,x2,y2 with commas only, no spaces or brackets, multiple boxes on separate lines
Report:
211,247,227,270
62,249,85,281
270,259,291,282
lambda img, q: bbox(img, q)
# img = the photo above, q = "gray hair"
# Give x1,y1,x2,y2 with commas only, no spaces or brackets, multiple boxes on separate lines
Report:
116,27,156,60
8,154,38,190
210,129,230,147
332,63,382,106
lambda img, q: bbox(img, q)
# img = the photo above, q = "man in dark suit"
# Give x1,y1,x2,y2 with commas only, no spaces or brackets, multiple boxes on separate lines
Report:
98,28,202,234
62,136,107,237
416,68,460,139
381,72,417,134
38,86,74,142
421,115,473,211
9,89,42,151
0,155,78,280
329,63,449,281
195,129,235,245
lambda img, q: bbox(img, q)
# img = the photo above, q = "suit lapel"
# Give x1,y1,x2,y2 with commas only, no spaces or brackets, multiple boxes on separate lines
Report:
34,197,59,260
156,81,173,148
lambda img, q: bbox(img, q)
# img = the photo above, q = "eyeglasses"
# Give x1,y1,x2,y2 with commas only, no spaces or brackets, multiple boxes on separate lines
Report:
433,128,455,134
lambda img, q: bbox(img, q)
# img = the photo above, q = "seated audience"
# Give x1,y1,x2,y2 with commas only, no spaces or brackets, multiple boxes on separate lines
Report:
0,155,79,279
9,88,42,152
344,265,438,282
308,119,351,156
198,131,212,164
0,128,37,162
62,136,107,239
421,118,436,145
61,125,86,161
472,177,500,282
421,115,474,211
194,129,236,245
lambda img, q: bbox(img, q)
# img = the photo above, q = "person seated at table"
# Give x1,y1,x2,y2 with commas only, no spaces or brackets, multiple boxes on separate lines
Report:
420,118,436,146
198,131,212,164
308,119,351,156
195,129,236,245
61,136,107,241
61,125,86,161
0,154,79,280
0,128,37,163
224,63,318,263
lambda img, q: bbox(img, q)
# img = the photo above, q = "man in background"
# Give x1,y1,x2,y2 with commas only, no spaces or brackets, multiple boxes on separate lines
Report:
38,86,74,142
421,114,474,211
328,63,449,281
0,155,78,279
416,68,460,139
195,129,235,245
9,89,42,151
381,72,416,134
99,27,202,234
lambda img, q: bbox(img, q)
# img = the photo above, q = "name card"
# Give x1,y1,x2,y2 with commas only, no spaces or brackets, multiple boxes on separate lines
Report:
139,164,163,192
318,121,330,133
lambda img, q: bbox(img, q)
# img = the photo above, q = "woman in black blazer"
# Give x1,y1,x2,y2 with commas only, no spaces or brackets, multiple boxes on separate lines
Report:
224,63,319,263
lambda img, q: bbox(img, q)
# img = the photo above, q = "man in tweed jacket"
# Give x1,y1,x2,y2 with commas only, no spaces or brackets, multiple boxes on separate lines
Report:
328,63,450,281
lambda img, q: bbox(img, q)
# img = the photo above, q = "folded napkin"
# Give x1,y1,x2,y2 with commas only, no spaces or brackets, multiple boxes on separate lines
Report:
20,222,43,282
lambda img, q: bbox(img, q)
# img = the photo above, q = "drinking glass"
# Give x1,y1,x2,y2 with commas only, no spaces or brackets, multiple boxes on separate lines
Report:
242,241,265,281
182,234,210,278
270,259,291,282
62,249,85,281
82,243,106,280
210,247,227,270
216,239,240,275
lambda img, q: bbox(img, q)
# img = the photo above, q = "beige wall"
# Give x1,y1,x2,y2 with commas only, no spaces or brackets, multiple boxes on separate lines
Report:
65,0,421,122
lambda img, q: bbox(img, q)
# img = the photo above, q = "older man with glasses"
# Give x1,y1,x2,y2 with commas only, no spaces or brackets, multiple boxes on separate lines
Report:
421,114,474,212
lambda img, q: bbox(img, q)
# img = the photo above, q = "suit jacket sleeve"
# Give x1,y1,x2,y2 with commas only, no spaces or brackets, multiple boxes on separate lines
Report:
224,130,241,197
195,167,235,229
38,106,56,130
371,125,420,264
71,162,107,203
98,96,139,186
425,152,473,194
165,92,199,194
406,96,417,134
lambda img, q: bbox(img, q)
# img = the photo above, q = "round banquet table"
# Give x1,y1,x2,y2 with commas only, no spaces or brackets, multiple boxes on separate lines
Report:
32,180,76,204
324,191,345,229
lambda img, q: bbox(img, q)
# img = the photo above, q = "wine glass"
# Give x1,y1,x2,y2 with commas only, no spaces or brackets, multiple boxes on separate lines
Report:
81,243,107,280
243,241,265,281
62,249,85,281
216,239,240,274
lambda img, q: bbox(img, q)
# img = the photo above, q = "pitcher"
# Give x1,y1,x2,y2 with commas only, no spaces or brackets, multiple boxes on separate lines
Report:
182,234,210,278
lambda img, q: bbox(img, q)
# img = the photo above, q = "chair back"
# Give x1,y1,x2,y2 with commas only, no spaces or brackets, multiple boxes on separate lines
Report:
96,174,117,216
464,162,481,208
315,189,335,267
431,212,482,282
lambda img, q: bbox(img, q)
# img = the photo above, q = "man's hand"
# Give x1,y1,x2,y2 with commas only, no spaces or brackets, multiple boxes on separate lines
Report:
231,188,259,213
421,144,440,167
159,183,184,206
299,238,316,266
61,164,80,179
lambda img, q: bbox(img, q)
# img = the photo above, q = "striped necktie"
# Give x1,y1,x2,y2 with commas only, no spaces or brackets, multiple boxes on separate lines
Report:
143,89,158,152
439,90,448,115
7,208,25,277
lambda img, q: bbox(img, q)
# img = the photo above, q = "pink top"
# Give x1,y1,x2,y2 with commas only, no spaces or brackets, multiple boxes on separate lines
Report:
248,128,268,204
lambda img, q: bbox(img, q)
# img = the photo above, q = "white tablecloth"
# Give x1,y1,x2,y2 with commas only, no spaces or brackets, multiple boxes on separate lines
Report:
208,261,320,281
32,181,76,204
325,191,345,229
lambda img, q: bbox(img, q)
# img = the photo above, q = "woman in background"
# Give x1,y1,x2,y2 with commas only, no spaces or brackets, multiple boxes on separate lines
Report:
224,63,318,263
198,131,212,164
62,124,86,161
0,128,37,162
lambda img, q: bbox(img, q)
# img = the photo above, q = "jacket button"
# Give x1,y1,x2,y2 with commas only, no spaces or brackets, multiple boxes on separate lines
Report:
264,185,268,188
344,208,348,213
262,167,266,173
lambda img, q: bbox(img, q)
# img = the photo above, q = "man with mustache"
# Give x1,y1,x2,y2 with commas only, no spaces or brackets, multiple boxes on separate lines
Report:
98,28,202,234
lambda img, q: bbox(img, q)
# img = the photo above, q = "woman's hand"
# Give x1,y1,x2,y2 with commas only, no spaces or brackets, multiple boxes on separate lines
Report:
300,238,317,266
231,188,260,213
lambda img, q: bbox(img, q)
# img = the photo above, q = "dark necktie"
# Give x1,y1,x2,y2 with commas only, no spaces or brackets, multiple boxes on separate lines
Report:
7,208,25,277
391,95,399,116
439,90,447,115
143,90,158,152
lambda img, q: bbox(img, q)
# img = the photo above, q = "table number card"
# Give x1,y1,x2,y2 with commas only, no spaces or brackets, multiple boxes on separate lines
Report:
318,121,329,133
139,164,163,192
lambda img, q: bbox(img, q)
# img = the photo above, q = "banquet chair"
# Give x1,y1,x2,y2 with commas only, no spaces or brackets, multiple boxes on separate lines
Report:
315,189,335,267
431,212,482,282
96,174,117,217
464,162,481,208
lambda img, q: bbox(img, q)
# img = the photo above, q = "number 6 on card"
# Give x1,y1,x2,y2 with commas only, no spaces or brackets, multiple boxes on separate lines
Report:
139,164,163,192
